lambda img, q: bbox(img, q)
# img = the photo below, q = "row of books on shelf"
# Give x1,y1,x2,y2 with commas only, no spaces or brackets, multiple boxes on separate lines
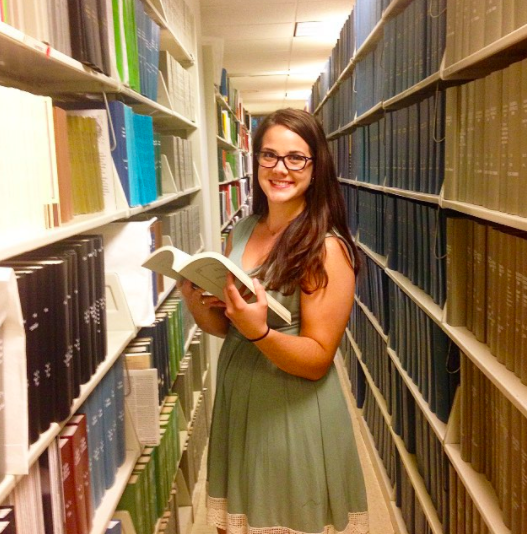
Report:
341,185,447,306
360,377,443,534
311,0,446,115
0,0,195,104
219,179,250,227
159,50,196,122
0,286,208,533
0,84,198,239
445,0,527,68
0,358,126,533
0,207,201,473
118,329,210,534
382,0,446,100
330,90,446,196
350,286,458,428
218,149,251,183
459,354,527,533
217,107,250,150
218,68,252,128
0,235,107,452
444,57,527,217
446,216,527,384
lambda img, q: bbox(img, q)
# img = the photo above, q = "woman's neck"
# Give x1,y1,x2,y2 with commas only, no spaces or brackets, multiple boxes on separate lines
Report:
265,203,305,235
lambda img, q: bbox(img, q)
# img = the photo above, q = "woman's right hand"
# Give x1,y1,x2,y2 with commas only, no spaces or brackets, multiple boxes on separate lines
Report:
178,279,225,310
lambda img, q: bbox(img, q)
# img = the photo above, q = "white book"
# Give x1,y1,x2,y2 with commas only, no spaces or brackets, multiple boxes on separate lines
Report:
0,268,28,475
142,245,292,325
125,368,160,445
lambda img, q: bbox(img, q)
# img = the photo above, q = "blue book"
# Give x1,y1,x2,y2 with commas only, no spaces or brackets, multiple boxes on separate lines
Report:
101,369,117,490
114,357,126,468
132,113,157,204
108,101,131,205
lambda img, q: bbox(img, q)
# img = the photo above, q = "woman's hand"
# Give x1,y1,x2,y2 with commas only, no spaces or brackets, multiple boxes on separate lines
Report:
177,278,230,337
223,272,269,340
178,279,225,310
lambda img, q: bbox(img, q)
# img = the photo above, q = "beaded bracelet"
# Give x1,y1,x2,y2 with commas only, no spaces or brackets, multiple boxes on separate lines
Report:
246,326,270,342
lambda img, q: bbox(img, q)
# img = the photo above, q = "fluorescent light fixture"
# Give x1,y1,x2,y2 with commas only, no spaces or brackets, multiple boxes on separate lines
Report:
294,21,329,37
285,89,311,100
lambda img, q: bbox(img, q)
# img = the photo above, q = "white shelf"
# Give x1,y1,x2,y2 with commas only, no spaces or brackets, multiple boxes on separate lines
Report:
385,269,444,326
356,240,388,269
441,24,527,81
387,348,447,443
445,444,510,534
0,209,128,262
220,203,248,231
443,324,527,420
142,0,194,65
390,431,443,534
90,448,143,534
123,87,196,131
337,178,440,205
383,72,443,110
440,199,527,233
352,332,443,533
355,297,388,343
216,135,239,151
0,475,16,505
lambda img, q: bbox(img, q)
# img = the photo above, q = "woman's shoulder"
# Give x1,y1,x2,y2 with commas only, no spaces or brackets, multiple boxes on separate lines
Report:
325,230,355,268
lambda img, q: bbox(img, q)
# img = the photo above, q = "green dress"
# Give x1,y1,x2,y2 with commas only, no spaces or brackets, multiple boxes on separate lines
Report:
206,215,369,533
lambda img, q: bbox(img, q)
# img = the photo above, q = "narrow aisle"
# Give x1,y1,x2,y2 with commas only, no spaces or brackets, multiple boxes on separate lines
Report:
191,356,395,534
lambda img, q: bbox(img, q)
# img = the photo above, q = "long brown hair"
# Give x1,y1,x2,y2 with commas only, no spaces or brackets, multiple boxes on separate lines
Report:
252,108,360,295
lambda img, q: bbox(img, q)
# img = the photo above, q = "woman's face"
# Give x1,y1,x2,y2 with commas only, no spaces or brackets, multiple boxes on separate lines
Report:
257,125,314,211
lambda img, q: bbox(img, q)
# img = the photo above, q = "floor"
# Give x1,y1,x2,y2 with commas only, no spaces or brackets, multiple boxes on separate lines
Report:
190,357,395,534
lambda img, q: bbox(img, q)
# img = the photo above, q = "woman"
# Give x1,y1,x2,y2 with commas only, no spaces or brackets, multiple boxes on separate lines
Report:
180,108,369,533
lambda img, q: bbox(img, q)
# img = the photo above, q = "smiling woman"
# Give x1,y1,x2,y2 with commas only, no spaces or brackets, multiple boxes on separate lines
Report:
180,108,368,534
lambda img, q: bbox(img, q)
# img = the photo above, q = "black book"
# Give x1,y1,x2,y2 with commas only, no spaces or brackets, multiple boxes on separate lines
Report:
10,268,46,442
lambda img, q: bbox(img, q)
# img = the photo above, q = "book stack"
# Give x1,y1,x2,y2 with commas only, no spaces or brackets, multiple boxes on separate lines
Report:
156,204,201,255
1,235,107,444
443,58,527,216
448,463,489,534
158,51,195,121
117,389,188,534
135,0,161,101
108,100,158,208
459,353,527,532
355,252,390,334
77,358,126,511
447,217,527,380
157,0,195,55
160,135,195,192
3,0,71,56
382,0,446,100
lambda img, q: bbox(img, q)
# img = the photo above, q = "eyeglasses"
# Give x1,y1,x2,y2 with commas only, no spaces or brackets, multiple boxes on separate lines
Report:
257,151,313,171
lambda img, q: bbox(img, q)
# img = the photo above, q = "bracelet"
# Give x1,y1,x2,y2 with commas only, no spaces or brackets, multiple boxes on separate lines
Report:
246,326,270,342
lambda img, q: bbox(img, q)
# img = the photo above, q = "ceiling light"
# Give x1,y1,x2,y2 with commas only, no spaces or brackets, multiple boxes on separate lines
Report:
294,21,330,37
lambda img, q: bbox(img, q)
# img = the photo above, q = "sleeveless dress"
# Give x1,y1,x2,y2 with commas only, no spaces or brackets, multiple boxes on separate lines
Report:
206,215,369,534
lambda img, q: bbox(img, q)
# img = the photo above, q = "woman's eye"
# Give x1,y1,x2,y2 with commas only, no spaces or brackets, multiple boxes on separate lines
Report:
288,155,304,163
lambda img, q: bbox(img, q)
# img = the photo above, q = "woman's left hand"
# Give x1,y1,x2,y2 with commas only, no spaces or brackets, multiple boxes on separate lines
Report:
223,272,269,340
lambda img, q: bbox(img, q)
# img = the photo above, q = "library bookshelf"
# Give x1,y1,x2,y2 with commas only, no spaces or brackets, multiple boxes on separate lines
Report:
315,0,527,533
0,0,215,533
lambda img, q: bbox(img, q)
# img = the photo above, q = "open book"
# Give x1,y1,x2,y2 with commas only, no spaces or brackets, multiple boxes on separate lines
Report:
142,246,292,325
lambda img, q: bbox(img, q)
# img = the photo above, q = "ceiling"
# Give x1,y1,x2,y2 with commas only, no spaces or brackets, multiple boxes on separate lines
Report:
199,0,354,115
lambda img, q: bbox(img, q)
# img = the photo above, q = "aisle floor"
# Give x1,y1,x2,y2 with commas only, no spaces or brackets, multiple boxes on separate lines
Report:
191,359,395,534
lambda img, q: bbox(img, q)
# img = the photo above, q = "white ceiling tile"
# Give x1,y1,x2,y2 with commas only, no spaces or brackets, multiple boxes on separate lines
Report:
296,0,353,22
201,3,297,27
202,22,295,40
230,75,289,91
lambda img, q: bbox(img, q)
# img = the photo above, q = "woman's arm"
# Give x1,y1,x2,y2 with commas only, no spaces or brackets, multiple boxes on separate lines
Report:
223,237,355,380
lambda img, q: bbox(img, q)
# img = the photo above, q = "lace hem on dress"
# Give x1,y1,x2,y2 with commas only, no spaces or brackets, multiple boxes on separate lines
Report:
206,495,369,534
